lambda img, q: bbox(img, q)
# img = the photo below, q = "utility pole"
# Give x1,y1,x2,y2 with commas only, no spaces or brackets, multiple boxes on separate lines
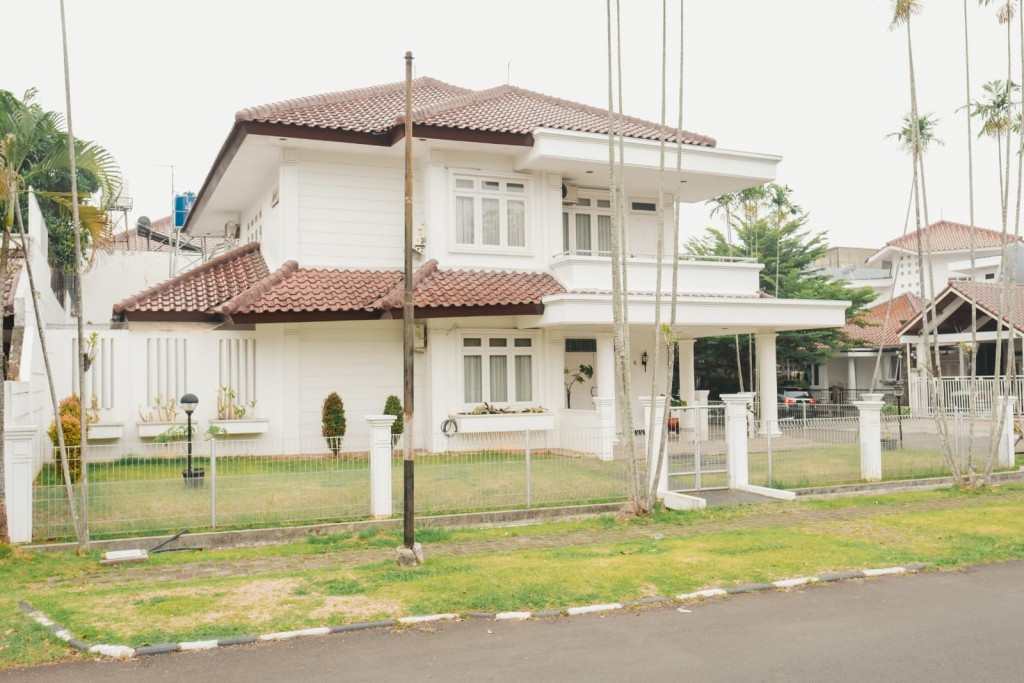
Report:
398,51,421,566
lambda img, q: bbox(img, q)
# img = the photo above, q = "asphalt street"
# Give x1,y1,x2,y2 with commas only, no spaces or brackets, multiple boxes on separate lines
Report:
6,560,1023,682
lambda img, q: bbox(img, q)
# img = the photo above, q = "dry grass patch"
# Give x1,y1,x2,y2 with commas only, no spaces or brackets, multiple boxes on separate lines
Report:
307,595,401,622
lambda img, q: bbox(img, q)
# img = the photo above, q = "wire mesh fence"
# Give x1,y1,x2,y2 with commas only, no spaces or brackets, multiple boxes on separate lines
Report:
32,429,630,542
665,406,728,491
749,417,862,489
882,415,1000,480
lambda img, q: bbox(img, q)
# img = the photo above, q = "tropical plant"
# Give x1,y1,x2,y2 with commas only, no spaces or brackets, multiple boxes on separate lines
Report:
322,392,346,456
383,395,403,436
563,364,594,408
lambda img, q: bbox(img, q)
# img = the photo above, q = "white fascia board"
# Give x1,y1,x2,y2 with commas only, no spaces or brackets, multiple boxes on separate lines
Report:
900,330,1016,344
539,293,849,329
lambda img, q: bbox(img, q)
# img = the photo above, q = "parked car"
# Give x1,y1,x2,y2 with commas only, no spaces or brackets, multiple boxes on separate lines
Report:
778,389,817,405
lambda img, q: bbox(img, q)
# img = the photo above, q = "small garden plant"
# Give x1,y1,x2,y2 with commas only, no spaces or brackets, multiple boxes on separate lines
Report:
384,394,403,437
322,392,346,456
46,394,88,482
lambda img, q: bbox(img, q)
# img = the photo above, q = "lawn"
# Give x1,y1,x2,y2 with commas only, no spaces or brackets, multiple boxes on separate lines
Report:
3,484,1024,670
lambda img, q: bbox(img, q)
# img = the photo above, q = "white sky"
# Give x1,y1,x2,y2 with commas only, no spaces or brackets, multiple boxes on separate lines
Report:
7,0,1021,249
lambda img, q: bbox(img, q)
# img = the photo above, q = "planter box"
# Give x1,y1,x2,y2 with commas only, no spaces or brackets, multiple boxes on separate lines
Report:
209,418,270,436
454,412,555,434
87,422,124,441
136,421,187,439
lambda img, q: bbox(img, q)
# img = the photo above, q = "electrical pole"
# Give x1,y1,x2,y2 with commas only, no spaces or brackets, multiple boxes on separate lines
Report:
401,51,418,559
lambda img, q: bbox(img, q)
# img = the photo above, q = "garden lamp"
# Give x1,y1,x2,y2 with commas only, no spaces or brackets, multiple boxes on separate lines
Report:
893,381,904,446
641,351,649,372
180,393,199,477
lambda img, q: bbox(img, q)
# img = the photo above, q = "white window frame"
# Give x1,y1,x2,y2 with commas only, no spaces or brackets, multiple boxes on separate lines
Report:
450,171,530,252
562,193,613,257
458,331,539,410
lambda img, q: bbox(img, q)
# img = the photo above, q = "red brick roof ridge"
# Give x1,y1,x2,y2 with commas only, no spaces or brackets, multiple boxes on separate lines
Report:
235,77,471,123
217,259,301,315
373,259,440,311
112,242,262,314
399,83,716,146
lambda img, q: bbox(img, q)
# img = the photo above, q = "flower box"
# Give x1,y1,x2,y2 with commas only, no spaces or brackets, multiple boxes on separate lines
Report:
136,421,187,439
209,418,270,436
454,412,555,434
87,422,124,441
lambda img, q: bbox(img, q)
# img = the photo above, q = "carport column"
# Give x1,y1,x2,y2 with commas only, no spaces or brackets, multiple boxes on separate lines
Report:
677,339,696,430
639,395,669,497
854,395,884,481
366,415,397,518
694,389,711,442
594,397,615,461
4,426,37,543
996,396,1016,468
756,332,781,435
721,393,753,489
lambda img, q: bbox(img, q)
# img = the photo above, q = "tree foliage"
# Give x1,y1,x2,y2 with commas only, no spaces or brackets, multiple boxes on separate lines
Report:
321,392,347,456
685,184,876,396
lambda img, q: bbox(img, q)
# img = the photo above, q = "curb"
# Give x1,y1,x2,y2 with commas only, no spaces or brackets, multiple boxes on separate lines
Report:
18,563,928,660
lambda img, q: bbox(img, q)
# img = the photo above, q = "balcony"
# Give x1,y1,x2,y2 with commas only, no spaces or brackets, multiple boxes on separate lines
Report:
549,252,764,296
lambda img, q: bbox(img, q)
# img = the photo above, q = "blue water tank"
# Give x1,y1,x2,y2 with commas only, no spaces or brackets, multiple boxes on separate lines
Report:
173,191,196,228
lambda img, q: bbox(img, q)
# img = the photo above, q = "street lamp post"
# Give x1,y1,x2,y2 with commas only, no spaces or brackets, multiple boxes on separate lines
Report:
180,393,201,487
894,381,905,448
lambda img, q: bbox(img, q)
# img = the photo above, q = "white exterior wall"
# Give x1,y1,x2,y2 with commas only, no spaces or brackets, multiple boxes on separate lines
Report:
81,251,169,324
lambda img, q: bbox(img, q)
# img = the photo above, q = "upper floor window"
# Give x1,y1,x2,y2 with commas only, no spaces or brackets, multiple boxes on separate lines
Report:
563,196,612,256
453,175,528,249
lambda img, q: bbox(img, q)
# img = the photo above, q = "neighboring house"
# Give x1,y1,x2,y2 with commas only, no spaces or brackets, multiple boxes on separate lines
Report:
25,77,850,449
813,246,891,302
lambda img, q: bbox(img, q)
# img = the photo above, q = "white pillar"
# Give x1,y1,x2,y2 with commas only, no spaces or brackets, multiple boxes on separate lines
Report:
997,396,1016,468
721,393,753,489
366,415,397,518
4,425,38,543
846,356,857,395
677,339,696,431
854,395,884,481
756,332,780,435
694,389,710,442
594,397,615,462
639,395,669,497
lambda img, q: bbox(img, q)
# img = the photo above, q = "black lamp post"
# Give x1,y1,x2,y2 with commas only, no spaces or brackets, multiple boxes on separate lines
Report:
180,393,201,487
893,381,905,447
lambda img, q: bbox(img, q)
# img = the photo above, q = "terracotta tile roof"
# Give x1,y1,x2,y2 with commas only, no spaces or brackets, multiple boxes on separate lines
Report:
112,242,269,315
946,280,1024,333
114,250,564,320
236,77,715,147
106,215,227,254
840,293,922,347
885,220,1020,253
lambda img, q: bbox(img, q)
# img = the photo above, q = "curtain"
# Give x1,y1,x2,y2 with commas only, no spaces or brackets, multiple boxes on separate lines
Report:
507,200,525,247
562,213,570,253
515,355,532,402
598,215,612,255
456,196,475,244
489,355,508,402
576,214,592,254
464,355,482,403
482,198,500,245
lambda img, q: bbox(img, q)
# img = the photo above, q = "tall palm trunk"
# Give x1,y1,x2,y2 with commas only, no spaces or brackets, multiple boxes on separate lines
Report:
963,0,983,481
59,0,89,548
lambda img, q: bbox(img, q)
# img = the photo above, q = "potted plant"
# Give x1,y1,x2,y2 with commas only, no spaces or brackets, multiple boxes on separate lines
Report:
136,395,184,438
85,394,124,440
322,392,346,455
384,394,403,446
209,386,269,435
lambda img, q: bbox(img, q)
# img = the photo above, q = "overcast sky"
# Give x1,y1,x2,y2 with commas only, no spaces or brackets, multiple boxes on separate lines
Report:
7,1,1022,250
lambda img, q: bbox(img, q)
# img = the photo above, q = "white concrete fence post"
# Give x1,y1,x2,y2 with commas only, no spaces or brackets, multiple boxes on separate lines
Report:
721,393,754,489
366,415,397,519
639,395,668,497
997,396,1016,469
4,425,38,543
593,397,615,462
855,393,885,481
694,390,710,442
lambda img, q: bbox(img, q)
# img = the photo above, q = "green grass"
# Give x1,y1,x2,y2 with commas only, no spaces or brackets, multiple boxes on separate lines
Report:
4,485,1024,671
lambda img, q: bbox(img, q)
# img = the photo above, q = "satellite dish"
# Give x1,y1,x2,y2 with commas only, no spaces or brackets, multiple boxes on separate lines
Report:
136,216,151,230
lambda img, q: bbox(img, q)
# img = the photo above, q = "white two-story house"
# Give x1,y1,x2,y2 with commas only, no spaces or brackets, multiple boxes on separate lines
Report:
27,77,850,449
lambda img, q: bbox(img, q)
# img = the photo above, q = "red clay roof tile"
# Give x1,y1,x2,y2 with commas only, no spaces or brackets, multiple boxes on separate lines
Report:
840,293,922,347
885,221,1020,253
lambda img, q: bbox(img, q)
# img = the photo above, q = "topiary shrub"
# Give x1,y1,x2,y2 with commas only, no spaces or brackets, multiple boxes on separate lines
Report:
383,394,403,437
47,394,84,482
322,392,346,456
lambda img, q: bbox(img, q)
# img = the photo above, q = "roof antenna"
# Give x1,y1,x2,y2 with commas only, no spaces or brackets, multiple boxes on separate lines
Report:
507,61,511,84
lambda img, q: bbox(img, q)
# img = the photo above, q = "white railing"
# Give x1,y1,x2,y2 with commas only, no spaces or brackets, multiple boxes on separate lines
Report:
909,376,1024,416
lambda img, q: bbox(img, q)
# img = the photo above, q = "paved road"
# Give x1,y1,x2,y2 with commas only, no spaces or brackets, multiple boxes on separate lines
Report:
7,560,1023,682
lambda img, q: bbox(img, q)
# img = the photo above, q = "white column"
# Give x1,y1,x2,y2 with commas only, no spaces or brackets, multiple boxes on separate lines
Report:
756,332,780,435
366,415,397,518
721,393,753,489
846,356,857,395
997,396,1016,468
694,389,710,442
639,395,669,497
854,395,884,481
594,397,615,462
4,425,38,543
677,339,696,431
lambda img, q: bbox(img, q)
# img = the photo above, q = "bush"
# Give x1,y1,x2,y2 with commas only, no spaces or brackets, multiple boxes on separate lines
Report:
322,392,346,456
47,394,84,481
383,395,403,436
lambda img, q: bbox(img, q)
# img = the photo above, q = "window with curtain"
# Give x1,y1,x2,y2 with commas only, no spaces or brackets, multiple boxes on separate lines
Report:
562,195,613,256
461,335,535,407
452,175,530,250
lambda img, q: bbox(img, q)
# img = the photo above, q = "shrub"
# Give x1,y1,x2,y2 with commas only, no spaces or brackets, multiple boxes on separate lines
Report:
47,394,84,481
322,392,346,456
383,395,403,436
